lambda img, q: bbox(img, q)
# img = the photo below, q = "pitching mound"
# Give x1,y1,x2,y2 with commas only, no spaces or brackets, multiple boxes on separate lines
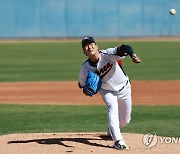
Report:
1,132,179,154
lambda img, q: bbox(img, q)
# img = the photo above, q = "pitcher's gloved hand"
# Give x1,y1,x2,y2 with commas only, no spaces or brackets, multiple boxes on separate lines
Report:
83,72,102,96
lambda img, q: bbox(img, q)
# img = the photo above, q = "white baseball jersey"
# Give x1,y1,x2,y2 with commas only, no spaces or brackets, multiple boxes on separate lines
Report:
78,47,129,91
79,46,132,144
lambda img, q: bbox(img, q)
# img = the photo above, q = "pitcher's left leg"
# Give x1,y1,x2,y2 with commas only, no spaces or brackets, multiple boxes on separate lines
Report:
118,83,132,128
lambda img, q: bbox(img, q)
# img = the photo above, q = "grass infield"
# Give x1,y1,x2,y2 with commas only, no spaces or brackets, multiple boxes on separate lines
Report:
0,104,179,137
0,41,179,82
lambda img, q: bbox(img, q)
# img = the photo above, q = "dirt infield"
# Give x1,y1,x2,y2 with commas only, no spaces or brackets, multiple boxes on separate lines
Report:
0,80,179,105
0,80,179,154
1,36,180,43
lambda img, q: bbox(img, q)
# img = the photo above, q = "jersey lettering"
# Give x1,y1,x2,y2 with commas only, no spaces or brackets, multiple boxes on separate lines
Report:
96,62,113,78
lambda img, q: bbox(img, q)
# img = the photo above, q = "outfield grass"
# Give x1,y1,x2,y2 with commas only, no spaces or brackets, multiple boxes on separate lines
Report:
0,41,179,138
0,104,179,137
0,41,179,81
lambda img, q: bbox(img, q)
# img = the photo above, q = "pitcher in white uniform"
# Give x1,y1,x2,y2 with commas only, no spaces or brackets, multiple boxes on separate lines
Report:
78,36,141,150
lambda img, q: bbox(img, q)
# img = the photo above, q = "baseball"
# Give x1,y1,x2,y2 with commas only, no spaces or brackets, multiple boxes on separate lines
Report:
169,8,176,15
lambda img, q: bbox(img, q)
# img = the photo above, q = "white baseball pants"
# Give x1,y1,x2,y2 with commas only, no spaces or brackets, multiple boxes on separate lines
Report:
100,81,132,142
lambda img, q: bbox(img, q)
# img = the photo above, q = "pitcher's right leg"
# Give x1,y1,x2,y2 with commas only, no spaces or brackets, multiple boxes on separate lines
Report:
100,89,124,142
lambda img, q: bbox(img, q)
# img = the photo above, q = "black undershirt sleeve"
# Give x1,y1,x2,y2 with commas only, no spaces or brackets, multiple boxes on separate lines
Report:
116,44,134,57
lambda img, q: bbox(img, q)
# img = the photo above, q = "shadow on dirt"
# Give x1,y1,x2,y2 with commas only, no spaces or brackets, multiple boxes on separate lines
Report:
8,134,112,149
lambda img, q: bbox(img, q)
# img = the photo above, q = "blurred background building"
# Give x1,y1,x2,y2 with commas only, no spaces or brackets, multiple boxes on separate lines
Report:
0,0,179,38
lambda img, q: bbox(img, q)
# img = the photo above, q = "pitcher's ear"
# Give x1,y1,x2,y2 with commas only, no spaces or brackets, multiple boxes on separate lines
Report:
83,50,88,56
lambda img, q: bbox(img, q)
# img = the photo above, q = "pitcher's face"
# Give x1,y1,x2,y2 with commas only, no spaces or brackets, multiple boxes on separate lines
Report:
83,42,99,56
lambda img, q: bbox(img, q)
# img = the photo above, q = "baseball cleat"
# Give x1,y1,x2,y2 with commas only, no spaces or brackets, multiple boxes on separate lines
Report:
113,140,129,150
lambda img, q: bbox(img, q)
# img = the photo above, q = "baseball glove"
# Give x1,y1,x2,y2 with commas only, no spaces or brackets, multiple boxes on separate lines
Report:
83,71,102,96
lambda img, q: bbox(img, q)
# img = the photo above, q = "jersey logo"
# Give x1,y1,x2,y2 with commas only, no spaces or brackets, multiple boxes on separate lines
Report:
96,62,113,79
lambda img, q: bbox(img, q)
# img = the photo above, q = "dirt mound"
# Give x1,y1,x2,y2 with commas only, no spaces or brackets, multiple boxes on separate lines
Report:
1,132,179,154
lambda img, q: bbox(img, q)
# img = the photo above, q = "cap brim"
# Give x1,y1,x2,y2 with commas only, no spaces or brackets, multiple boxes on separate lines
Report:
81,37,95,48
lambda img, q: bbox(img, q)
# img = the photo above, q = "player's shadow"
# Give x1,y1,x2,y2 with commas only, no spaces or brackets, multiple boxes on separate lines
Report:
8,134,112,149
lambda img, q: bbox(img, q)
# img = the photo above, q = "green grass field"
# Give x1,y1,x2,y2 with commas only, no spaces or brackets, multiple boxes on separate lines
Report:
0,41,179,137
0,41,179,81
0,104,179,137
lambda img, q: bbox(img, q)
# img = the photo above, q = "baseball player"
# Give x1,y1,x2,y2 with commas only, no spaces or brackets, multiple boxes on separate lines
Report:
78,36,141,150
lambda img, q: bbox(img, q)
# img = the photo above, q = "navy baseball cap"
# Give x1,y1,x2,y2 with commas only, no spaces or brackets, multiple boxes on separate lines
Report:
81,36,96,48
